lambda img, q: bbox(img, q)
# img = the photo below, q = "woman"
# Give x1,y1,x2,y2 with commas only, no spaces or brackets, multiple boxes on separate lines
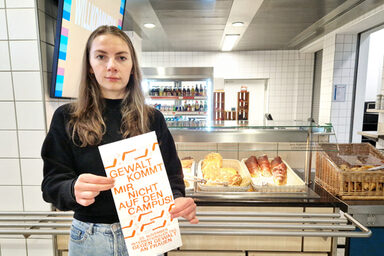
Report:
41,25,197,256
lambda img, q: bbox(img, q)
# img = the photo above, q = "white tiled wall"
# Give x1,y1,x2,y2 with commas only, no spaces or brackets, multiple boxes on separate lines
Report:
0,41,10,70
0,72,13,99
319,33,336,124
12,71,43,100
5,0,35,8
9,41,40,70
0,0,54,255
0,159,21,185
6,9,37,39
0,9,7,39
317,33,358,143
142,51,315,121
330,34,358,143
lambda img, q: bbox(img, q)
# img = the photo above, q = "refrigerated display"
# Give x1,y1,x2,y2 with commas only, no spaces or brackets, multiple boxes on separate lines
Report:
142,67,213,127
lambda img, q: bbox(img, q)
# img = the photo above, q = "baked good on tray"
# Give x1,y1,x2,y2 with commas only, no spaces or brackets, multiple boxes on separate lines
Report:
245,156,259,177
245,155,288,186
270,156,287,185
201,153,242,186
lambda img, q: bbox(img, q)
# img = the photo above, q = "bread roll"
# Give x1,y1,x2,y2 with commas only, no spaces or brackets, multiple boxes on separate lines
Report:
245,156,260,177
272,162,287,185
257,154,272,177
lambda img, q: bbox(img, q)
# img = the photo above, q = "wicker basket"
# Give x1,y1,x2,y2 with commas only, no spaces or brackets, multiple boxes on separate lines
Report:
315,143,384,200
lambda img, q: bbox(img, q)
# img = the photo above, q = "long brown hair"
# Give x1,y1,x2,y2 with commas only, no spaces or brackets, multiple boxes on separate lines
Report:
68,25,153,147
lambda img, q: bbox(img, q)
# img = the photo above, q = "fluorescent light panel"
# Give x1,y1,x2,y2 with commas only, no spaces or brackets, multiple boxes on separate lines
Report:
144,23,156,28
221,34,240,51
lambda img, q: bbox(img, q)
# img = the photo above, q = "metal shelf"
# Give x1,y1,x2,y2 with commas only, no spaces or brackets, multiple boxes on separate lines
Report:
163,111,207,116
149,96,207,100
0,211,370,238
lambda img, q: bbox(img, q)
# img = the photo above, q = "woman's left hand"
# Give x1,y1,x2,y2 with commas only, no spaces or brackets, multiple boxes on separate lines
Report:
170,197,198,224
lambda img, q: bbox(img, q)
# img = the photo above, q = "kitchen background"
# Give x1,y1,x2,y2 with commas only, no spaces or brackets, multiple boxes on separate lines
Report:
0,0,384,255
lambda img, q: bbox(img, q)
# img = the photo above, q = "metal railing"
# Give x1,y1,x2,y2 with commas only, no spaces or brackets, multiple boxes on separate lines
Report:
0,211,371,238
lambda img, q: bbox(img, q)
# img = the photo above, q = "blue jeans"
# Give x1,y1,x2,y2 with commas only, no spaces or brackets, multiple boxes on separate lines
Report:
69,219,129,256
68,219,165,256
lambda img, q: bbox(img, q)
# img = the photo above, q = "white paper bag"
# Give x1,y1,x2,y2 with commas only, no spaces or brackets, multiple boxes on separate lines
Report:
99,131,182,256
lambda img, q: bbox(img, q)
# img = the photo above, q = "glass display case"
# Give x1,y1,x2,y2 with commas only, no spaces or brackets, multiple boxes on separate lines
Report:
169,120,337,196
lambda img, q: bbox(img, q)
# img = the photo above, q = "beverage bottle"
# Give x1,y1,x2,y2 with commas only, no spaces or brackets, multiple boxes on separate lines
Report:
191,85,195,97
165,86,169,96
204,101,207,112
195,101,199,112
187,86,191,96
195,84,199,96
168,86,172,96
182,86,186,97
199,84,203,96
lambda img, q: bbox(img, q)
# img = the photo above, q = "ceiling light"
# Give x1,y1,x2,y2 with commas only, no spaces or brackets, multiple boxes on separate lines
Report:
221,34,240,51
232,22,244,27
144,23,156,29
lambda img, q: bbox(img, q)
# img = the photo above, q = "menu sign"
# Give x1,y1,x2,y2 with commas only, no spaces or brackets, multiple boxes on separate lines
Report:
98,132,182,256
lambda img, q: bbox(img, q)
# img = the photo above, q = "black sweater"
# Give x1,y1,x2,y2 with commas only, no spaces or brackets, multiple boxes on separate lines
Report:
41,99,185,224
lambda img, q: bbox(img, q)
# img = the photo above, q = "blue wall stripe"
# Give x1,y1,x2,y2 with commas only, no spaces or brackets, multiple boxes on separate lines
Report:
63,2,71,12
59,43,67,52
63,10,70,21
60,35,68,45
55,90,62,97
59,51,67,60
56,75,64,85
120,7,124,15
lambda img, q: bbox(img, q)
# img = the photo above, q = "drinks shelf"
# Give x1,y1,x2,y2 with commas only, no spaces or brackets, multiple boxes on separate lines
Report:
162,111,208,116
149,96,207,100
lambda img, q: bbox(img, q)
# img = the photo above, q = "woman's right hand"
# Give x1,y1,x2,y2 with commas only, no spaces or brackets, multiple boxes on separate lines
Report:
74,174,115,206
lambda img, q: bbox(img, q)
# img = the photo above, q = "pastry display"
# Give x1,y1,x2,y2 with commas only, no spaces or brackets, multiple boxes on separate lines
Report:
201,153,242,186
244,154,289,186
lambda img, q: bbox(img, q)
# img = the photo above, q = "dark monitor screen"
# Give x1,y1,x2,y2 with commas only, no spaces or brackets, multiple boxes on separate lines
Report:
50,0,125,98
